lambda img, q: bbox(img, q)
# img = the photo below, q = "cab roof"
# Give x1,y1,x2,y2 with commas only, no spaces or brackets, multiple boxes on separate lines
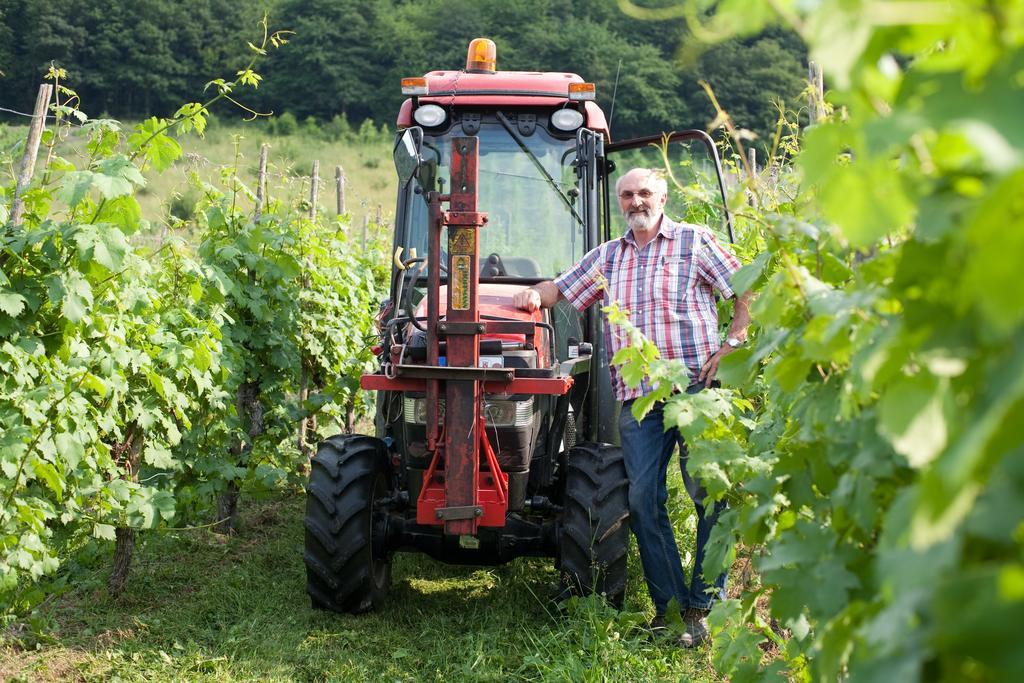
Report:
396,69,610,140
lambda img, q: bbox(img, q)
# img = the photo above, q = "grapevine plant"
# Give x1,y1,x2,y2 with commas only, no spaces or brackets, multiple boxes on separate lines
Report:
0,20,389,616
613,1,1024,680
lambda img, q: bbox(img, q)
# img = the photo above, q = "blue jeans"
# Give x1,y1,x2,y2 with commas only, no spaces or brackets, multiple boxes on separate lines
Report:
619,385,728,614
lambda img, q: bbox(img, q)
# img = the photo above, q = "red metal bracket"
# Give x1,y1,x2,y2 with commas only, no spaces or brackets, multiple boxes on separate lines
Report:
361,373,573,395
416,418,508,531
444,211,488,226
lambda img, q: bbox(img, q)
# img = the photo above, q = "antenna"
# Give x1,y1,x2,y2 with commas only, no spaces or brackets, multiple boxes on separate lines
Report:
608,59,623,129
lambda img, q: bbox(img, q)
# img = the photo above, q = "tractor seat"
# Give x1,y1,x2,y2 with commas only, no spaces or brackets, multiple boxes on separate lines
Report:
480,254,542,278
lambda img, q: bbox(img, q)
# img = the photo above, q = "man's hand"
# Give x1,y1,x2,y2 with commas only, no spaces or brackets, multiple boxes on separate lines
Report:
513,287,542,312
697,345,734,388
699,290,754,387
513,281,562,311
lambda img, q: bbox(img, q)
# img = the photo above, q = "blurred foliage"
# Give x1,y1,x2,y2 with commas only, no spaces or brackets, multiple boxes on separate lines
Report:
613,1,1024,680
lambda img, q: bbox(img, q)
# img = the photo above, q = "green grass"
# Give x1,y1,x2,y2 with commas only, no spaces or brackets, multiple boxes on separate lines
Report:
1,491,722,682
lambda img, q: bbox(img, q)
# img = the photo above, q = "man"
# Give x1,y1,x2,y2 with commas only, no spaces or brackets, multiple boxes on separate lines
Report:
513,167,752,647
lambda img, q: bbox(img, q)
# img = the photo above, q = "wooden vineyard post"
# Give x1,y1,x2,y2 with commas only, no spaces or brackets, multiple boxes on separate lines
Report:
808,61,824,124
747,147,758,207
9,83,53,228
309,160,319,219
255,143,268,221
335,165,345,215
298,160,319,459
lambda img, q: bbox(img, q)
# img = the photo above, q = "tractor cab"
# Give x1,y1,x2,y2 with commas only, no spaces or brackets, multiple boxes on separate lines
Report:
304,38,732,615
398,108,588,281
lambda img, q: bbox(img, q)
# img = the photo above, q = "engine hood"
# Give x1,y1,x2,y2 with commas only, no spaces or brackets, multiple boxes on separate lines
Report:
413,283,548,362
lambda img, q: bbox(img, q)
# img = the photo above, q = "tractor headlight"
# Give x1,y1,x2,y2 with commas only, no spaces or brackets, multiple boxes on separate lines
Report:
550,108,584,132
404,396,445,424
403,397,534,427
413,104,447,127
483,398,534,427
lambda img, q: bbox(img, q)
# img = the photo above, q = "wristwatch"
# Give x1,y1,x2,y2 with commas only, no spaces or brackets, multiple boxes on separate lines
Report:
725,336,744,349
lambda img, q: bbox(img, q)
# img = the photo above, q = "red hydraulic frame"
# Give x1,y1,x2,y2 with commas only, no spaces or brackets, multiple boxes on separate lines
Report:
360,137,572,536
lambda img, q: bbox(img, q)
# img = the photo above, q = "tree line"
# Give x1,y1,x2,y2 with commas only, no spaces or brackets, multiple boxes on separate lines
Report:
0,0,808,145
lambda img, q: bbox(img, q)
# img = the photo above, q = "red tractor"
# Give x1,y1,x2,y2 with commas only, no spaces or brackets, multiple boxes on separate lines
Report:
304,38,733,613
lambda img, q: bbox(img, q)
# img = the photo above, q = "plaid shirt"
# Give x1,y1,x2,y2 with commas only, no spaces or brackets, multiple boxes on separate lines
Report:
554,218,741,401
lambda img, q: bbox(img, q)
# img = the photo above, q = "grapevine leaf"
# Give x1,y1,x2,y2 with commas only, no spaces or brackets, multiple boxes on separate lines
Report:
61,272,94,323
144,133,183,172
878,373,947,468
613,346,648,388
0,291,27,317
93,157,147,199
58,171,96,209
92,227,129,272
703,512,738,578
81,372,108,397
32,460,64,499
153,490,176,523
173,103,208,137
765,353,811,393
804,5,871,89
132,500,158,529
192,342,212,373
54,432,84,470
819,252,853,283
74,225,130,272
818,161,915,248
998,565,1024,601
128,117,183,172
730,250,770,295
1,427,29,469
959,170,1024,334
92,524,116,541
128,488,176,528
95,196,143,234
715,347,754,388
143,443,176,469
271,253,302,279
630,392,659,421
107,478,132,503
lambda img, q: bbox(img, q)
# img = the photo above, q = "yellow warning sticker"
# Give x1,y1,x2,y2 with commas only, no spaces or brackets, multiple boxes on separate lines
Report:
452,255,472,310
449,228,475,255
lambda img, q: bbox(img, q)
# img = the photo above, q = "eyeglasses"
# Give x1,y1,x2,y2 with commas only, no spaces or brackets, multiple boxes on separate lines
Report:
618,189,657,200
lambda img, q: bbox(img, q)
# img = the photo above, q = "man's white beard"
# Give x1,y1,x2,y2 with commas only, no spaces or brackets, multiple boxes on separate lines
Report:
626,208,656,233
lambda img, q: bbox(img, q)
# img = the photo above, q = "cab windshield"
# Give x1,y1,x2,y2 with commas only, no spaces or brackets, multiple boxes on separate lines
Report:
402,121,586,279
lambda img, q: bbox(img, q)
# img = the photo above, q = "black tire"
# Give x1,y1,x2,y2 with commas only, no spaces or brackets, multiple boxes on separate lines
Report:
304,434,391,613
557,442,630,607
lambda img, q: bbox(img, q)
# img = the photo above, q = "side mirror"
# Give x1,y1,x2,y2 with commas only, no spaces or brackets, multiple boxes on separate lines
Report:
393,127,424,187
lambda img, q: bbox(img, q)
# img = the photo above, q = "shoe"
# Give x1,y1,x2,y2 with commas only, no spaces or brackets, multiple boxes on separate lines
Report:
647,614,667,638
682,607,711,648
648,614,694,647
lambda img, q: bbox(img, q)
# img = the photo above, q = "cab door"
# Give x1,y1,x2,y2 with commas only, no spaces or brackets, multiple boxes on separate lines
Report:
603,130,734,245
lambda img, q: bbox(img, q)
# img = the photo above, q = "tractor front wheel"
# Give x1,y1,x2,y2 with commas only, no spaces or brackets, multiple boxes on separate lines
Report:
557,442,630,607
304,434,391,613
